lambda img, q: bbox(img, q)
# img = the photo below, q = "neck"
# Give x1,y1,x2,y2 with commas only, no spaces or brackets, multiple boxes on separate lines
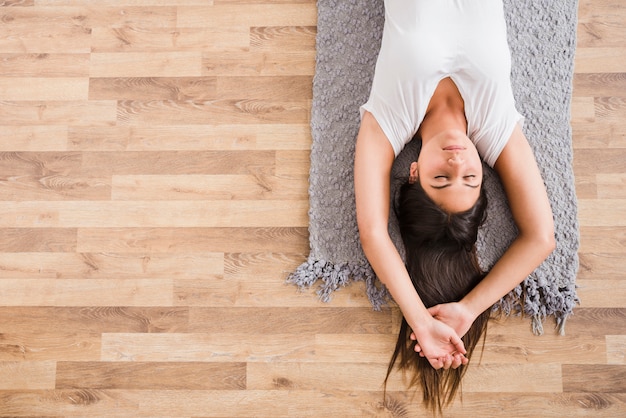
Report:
419,105,468,145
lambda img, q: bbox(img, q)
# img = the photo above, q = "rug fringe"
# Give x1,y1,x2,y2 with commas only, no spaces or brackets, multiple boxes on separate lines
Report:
286,257,390,310
287,258,577,334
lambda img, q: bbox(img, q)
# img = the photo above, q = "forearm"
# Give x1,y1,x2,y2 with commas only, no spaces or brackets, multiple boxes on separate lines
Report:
462,233,555,319
360,230,431,330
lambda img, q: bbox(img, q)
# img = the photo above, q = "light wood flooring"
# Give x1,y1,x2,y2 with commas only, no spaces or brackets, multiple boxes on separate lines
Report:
0,0,624,416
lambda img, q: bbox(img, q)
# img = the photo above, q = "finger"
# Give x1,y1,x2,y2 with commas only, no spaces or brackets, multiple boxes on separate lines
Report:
442,355,453,370
414,343,422,353
449,334,467,355
450,353,463,369
410,333,417,341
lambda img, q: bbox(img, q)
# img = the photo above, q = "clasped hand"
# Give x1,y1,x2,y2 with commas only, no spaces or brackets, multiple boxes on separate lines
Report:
411,302,475,370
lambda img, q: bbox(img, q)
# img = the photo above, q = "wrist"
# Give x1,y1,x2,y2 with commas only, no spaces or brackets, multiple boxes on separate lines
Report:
408,311,436,336
459,297,484,322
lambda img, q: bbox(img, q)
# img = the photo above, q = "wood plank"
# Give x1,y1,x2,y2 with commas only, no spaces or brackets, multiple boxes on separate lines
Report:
0,362,56,390
0,306,189,334
572,120,626,148
111,173,308,200
573,73,626,97
0,152,110,200
563,364,626,393
0,200,309,228
80,150,275,176
0,100,117,126
570,96,595,123
89,77,218,101
0,21,91,54
575,174,597,199
76,227,309,253
90,26,249,53
0,77,88,101
574,149,626,175
578,20,626,48
575,48,626,73
55,362,246,390
578,199,626,227
0,278,174,306
176,4,317,27
0,6,178,29
477,317,607,364
216,76,313,100
90,52,203,78
0,126,68,151
67,124,311,151
0,228,76,252
462,363,562,393
446,392,626,417
597,174,626,199
246,362,400,391
0,54,89,77
0,333,100,362
203,51,316,76
0,389,141,416
566,308,626,335
607,335,626,364
187,307,392,334
100,333,316,362
578,226,626,254
250,26,316,52
576,279,626,308
0,252,222,279
116,99,310,125
578,252,626,280
314,334,397,363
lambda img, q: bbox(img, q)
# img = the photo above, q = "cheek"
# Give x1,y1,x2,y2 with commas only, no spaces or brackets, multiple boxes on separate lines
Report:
470,153,483,172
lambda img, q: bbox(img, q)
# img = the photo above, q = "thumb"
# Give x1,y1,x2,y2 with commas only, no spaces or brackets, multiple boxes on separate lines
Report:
427,304,441,317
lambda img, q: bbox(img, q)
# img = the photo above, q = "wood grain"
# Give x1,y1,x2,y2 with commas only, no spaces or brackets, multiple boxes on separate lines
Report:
0,0,624,416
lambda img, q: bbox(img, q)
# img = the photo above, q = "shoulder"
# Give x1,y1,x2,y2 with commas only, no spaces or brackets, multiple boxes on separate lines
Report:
356,111,396,165
493,124,528,170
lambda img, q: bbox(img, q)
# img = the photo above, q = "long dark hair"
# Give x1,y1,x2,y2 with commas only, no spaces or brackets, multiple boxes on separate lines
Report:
385,179,490,414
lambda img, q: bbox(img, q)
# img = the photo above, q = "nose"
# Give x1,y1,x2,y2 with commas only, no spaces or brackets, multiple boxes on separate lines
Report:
448,153,464,166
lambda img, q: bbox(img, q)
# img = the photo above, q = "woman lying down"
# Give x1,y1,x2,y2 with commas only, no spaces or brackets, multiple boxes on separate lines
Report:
354,0,555,412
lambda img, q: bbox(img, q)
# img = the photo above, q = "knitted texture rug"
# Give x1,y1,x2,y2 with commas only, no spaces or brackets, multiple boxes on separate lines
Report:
287,0,580,334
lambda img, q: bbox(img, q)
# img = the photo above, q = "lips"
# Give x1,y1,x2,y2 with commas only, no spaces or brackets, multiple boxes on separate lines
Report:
443,145,466,151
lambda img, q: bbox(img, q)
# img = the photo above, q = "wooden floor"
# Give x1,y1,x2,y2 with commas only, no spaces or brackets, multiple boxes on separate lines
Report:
0,0,624,416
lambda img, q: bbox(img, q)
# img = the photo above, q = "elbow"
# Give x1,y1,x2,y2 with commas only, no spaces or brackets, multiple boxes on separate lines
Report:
543,232,557,259
357,222,387,255
357,226,377,253
521,224,556,262
535,227,556,260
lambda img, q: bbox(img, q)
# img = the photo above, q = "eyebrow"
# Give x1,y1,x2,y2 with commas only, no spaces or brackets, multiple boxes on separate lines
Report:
430,183,480,190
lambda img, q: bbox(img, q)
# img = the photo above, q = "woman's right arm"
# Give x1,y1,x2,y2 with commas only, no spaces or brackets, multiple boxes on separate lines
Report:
354,111,466,369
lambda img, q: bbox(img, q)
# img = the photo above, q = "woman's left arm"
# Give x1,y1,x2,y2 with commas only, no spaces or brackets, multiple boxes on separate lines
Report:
425,124,556,338
463,124,555,323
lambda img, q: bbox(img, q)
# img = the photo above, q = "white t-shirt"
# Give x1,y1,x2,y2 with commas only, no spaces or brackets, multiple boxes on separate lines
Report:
360,0,523,167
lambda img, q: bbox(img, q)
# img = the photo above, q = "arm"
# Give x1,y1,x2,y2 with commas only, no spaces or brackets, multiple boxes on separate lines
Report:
354,112,467,368
428,124,556,336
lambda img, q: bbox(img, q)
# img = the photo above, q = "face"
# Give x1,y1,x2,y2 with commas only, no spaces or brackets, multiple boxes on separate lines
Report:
410,130,483,213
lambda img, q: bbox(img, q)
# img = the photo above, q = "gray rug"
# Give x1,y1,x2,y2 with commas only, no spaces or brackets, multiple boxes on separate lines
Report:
288,0,580,335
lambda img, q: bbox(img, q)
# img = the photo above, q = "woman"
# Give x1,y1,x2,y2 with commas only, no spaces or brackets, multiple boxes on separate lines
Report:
353,0,555,409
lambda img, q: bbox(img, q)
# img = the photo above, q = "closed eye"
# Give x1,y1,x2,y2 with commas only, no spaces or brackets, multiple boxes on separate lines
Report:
430,183,480,190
